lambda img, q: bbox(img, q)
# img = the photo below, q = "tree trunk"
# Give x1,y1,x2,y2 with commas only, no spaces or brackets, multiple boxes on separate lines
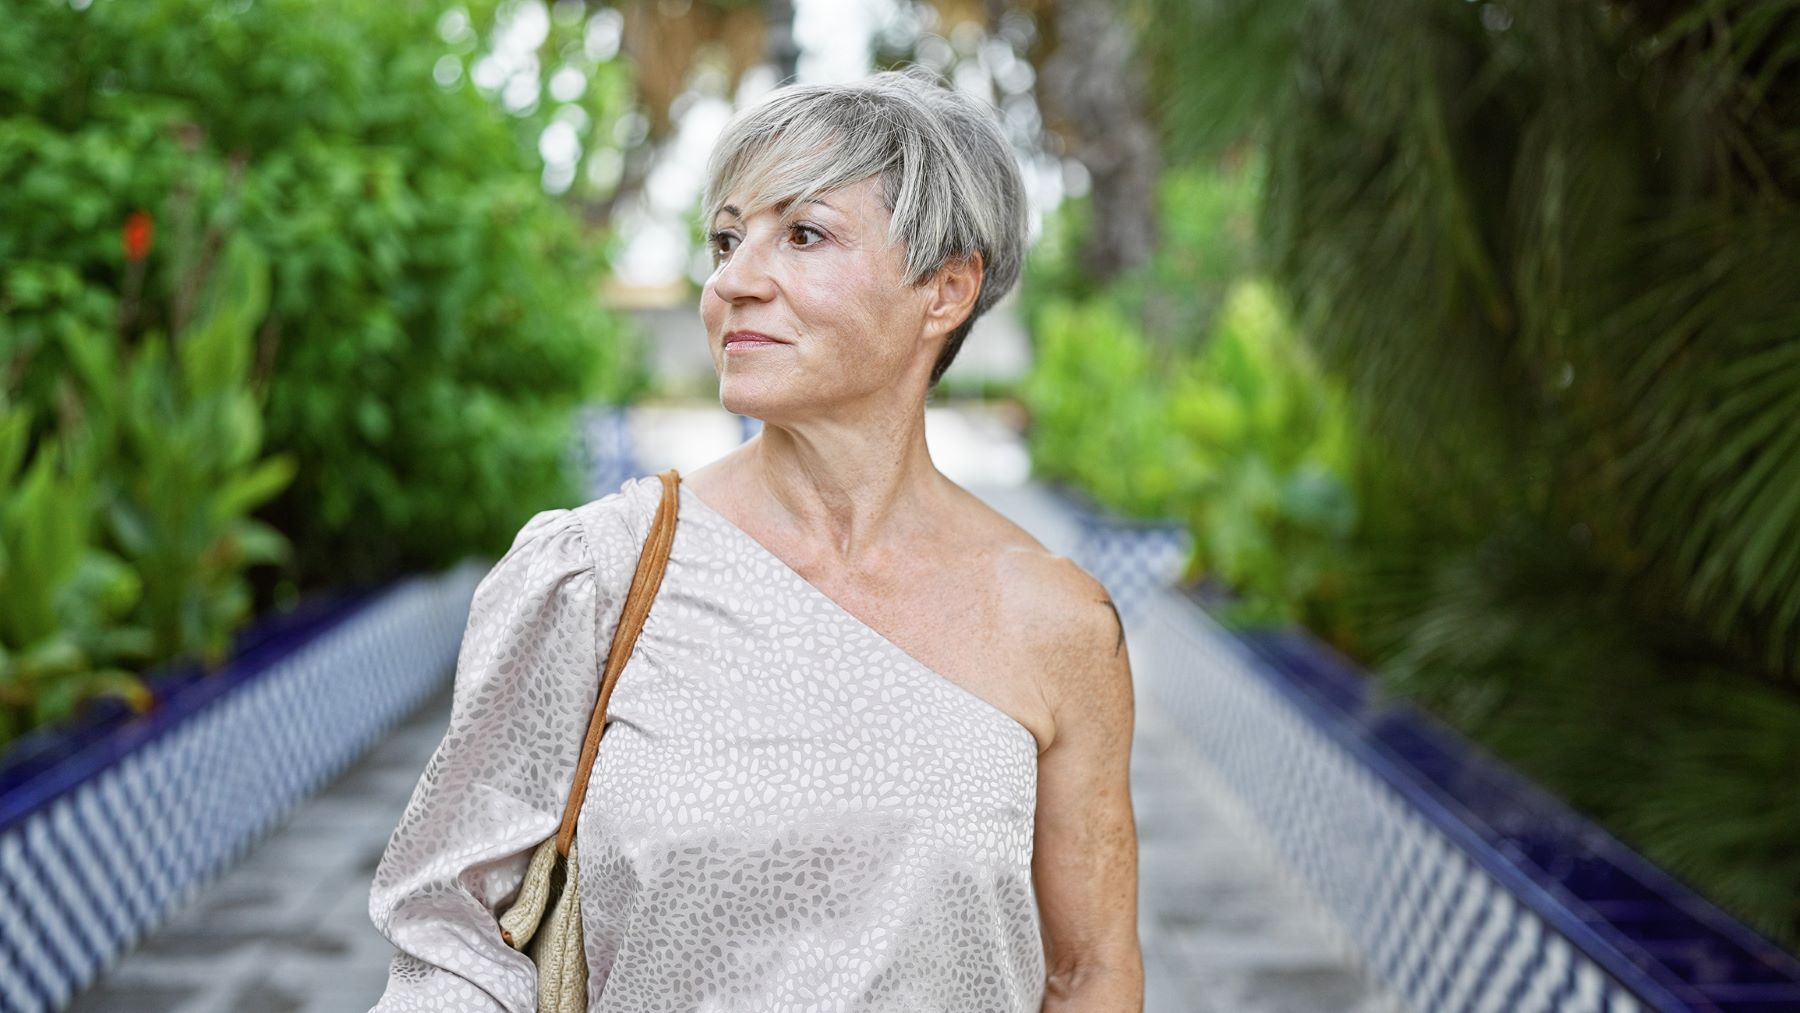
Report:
1035,0,1161,280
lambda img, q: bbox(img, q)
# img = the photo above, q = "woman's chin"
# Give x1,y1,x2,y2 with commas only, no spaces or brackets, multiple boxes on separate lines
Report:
719,380,787,419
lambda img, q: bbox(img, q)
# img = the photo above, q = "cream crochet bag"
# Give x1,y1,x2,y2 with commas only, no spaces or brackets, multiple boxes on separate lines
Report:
497,468,681,1012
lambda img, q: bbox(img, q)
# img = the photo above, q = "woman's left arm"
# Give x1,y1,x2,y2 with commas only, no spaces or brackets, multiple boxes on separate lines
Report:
1030,573,1144,1012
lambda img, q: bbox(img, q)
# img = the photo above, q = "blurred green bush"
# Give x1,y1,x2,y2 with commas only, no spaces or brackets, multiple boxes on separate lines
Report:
0,210,292,745
1022,296,1183,520
1166,279,1358,634
1043,0,1800,948
0,0,646,749
1024,273,1360,634
1,0,646,591
1024,158,1359,633
0,396,151,746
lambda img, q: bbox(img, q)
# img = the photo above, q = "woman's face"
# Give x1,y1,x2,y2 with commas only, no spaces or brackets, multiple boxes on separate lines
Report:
700,173,967,423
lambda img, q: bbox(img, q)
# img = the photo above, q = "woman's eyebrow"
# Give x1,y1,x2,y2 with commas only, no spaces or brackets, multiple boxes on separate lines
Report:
714,199,839,223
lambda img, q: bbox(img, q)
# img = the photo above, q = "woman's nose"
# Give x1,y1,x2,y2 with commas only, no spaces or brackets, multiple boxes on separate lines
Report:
710,233,777,303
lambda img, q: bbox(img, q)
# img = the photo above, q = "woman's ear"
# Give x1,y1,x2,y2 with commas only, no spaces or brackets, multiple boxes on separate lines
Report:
922,251,984,342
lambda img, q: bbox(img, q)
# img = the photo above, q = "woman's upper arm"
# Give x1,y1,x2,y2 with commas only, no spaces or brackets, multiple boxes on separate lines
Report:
1029,565,1143,994
367,505,620,1012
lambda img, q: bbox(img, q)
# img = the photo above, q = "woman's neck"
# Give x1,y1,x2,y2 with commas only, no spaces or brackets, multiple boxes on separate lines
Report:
717,414,948,565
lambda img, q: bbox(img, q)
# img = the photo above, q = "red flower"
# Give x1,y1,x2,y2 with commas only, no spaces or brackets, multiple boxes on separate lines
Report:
122,210,154,262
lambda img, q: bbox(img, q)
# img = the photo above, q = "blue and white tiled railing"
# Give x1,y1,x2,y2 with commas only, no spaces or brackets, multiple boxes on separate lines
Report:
0,565,484,1013
1044,483,1192,625
1129,586,1800,1013
1069,514,1191,624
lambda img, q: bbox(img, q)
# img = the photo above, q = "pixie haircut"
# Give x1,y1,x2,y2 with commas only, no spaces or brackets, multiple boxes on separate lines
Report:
701,66,1028,388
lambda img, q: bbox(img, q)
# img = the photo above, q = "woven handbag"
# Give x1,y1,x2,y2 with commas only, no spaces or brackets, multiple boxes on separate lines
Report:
497,468,682,1013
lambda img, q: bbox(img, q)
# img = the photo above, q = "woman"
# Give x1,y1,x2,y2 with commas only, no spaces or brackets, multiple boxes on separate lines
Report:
369,67,1142,1012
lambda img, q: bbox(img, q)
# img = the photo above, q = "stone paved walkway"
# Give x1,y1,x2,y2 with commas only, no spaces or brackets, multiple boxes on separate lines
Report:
65,689,446,1013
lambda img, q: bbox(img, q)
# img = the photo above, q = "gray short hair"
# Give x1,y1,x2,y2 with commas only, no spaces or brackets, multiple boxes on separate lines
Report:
701,66,1027,388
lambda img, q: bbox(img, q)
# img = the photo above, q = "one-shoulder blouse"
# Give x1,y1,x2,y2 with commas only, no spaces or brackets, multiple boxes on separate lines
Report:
367,473,1045,1012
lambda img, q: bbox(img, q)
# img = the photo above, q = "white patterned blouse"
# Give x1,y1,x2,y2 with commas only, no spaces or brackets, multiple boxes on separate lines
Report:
367,473,1046,1012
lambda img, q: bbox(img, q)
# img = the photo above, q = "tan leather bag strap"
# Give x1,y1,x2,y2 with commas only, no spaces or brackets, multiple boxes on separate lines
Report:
555,467,681,857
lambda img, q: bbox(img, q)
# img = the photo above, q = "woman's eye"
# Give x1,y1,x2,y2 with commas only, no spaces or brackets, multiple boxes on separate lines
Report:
707,224,821,262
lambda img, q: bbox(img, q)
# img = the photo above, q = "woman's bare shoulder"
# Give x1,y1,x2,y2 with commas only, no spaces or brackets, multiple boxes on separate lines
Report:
949,497,1125,755
949,491,1122,658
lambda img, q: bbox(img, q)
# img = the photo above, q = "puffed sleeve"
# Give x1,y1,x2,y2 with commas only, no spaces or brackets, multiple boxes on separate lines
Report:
366,505,620,1012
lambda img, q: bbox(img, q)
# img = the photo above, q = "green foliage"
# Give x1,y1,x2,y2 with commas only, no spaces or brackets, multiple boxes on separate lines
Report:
106,232,297,665
1017,156,1267,516
0,217,298,752
1114,151,1265,357
1022,273,1359,630
1165,280,1357,634
1,0,648,589
928,373,1021,403
0,0,651,752
1024,154,1356,629
1146,0,1800,680
0,101,202,426
0,402,153,748
1024,157,1263,357
1370,519,1800,941
1132,0,1800,947
1021,297,1185,520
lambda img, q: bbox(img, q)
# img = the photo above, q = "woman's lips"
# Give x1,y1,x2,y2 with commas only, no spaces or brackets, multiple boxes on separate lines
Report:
725,335,785,351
